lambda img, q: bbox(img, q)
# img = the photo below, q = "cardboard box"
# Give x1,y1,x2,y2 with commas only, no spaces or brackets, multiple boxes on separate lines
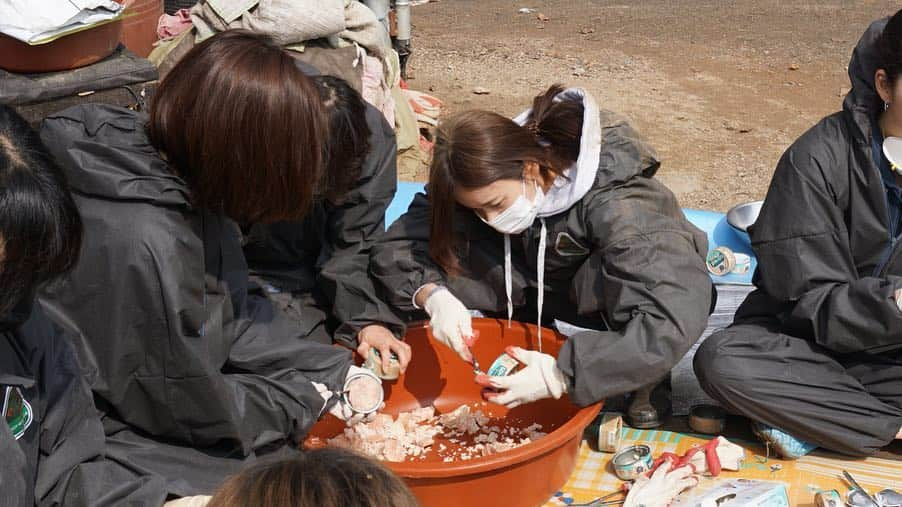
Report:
673,479,790,507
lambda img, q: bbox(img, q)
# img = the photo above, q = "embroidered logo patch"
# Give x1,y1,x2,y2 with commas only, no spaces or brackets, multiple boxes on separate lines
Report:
554,232,590,257
3,386,33,440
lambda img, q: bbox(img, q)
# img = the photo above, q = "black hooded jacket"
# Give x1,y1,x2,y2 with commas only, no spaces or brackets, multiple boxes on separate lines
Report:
1,301,167,506
37,105,352,459
242,103,405,345
371,103,713,406
735,18,902,356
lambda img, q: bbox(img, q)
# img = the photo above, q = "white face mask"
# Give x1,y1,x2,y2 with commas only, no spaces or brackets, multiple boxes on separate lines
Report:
884,137,902,174
479,180,544,234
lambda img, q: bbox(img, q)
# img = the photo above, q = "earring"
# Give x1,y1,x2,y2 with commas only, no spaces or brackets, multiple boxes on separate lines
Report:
886,101,891,111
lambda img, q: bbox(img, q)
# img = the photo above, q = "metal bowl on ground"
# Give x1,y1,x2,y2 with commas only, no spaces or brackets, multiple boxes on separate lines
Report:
306,318,602,507
726,200,763,233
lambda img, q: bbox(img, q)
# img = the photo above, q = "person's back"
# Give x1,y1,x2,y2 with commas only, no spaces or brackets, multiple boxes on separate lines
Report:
0,104,167,506
37,30,357,497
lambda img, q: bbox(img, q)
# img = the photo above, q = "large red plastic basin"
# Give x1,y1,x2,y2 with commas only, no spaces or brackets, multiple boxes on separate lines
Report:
306,318,602,507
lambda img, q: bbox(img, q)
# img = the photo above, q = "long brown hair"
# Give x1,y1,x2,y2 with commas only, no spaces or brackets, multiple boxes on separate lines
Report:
429,84,583,273
148,30,327,225
206,448,419,507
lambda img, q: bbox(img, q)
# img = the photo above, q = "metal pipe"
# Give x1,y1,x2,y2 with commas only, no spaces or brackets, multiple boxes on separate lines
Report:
362,0,391,31
395,0,411,42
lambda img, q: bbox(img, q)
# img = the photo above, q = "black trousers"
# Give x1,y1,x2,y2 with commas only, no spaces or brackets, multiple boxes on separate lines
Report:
694,323,902,456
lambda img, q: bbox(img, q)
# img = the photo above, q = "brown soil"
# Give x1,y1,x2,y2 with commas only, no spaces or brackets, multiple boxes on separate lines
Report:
404,1,899,211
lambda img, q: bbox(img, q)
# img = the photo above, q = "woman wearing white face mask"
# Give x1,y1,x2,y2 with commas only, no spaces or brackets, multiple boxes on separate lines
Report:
371,85,713,420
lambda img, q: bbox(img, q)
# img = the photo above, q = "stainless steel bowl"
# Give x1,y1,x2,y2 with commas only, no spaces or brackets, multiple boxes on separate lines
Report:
726,200,763,233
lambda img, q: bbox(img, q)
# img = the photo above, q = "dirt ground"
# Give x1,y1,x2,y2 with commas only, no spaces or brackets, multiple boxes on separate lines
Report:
404,0,899,211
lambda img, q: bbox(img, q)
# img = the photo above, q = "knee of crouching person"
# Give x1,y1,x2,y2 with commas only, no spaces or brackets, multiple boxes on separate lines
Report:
692,329,736,394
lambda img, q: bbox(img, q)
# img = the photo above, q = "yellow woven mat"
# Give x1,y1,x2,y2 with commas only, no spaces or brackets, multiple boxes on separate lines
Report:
545,428,901,506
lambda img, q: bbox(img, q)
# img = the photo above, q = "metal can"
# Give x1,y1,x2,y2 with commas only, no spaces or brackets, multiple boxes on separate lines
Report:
364,348,401,380
487,353,520,377
342,370,384,415
814,490,843,507
706,246,736,276
688,404,726,435
612,444,653,481
595,413,623,453
732,252,752,274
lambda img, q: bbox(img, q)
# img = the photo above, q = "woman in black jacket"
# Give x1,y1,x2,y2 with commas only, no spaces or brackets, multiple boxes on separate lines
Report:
38,31,368,496
242,74,410,373
371,85,712,420
0,105,167,506
695,12,902,458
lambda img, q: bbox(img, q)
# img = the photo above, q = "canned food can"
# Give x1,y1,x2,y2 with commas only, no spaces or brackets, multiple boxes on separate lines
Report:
364,348,401,380
596,413,623,453
732,253,752,274
342,371,384,415
612,444,653,481
487,353,520,377
706,246,736,276
814,490,843,507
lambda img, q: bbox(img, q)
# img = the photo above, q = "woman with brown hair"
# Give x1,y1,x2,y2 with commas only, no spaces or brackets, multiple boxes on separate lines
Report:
371,86,713,424
36,30,372,498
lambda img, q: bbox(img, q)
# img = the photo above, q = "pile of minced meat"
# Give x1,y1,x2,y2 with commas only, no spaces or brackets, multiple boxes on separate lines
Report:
327,404,547,462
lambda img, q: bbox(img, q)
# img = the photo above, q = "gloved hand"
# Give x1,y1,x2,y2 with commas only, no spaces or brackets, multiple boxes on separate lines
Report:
686,437,745,475
313,366,382,427
476,346,568,408
650,436,745,477
625,458,698,507
423,287,475,363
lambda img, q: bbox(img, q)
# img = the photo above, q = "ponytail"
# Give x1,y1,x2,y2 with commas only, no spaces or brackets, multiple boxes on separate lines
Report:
523,84,584,172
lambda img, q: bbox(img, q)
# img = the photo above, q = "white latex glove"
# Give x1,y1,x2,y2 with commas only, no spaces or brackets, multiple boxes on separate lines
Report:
423,287,475,362
687,436,745,475
312,366,382,427
625,461,698,507
163,496,211,507
477,346,567,408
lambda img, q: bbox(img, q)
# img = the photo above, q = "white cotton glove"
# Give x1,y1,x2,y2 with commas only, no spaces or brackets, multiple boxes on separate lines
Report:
163,496,211,507
477,346,568,409
423,287,475,362
625,461,698,507
313,366,382,427
687,436,745,475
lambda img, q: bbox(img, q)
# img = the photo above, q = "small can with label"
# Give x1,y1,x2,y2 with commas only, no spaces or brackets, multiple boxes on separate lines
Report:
595,413,623,453
364,348,401,380
706,246,736,276
612,444,653,481
732,252,752,274
814,490,843,507
487,353,520,377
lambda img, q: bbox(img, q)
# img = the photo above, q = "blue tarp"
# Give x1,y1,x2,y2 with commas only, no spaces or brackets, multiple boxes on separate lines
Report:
386,182,755,285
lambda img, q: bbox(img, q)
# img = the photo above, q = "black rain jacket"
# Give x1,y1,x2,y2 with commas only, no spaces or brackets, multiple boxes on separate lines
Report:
242,103,404,346
37,105,352,484
371,109,713,406
1,301,167,506
735,18,902,356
